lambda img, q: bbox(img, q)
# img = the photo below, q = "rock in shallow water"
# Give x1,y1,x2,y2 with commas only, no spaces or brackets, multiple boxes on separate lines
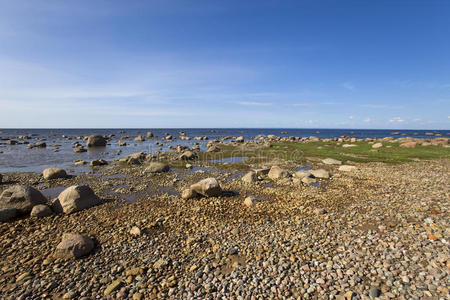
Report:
42,168,67,180
0,185,47,214
86,134,106,147
145,162,170,173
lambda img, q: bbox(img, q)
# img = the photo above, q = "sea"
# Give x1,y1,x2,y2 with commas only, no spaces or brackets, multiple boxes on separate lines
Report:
0,128,447,173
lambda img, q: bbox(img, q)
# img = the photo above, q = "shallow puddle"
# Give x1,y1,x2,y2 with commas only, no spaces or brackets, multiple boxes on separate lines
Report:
40,186,66,200
209,157,248,163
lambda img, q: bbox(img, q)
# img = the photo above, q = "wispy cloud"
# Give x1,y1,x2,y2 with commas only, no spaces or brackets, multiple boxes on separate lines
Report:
236,101,273,106
363,117,371,123
341,82,355,91
389,117,405,123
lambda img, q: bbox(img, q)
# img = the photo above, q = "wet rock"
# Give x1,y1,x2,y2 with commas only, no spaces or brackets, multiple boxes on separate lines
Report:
54,233,94,259
74,160,86,166
54,185,100,214
86,134,106,147
118,141,127,146
322,158,342,165
190,178,222,197
241,171,258,184
30,204,53,217
145,162,170,173
90,159,108,167
73,146,87,153
146,131,154,138
134,135,145,142
310,169,331,179
42,168,67,180
235,136,244,143
0,208,17,222
338,165,357,172
0,185,47,214
268,166,289,180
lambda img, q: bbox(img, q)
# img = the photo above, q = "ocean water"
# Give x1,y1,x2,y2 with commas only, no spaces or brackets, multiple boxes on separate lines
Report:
0,128,447,173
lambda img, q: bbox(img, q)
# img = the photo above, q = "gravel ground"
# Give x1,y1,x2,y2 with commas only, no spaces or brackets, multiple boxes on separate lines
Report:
0,158,449,300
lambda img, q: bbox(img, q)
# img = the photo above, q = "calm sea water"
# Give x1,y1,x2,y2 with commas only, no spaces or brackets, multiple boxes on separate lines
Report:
0,128,447,173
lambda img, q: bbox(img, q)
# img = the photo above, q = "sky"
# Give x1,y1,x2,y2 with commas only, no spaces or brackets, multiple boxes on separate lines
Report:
0,0,449,129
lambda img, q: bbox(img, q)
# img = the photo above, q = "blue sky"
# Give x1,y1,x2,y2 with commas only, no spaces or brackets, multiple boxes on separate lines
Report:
0,0,449,129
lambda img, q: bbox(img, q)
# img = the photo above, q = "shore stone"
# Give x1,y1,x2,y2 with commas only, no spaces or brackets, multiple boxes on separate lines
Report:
310,169,331,179
241,171,258,184
400,142,417,148
30,204,53,217
145,162,170,173
301,177,316,185
0,208,17,222
134,135,145,142
129,226,141,236
73,146,87,153
86,134,106,147
104,280,122,296
90,159,108,167
190,178,222,197
369,287,381,299
243,196,255,207
322,158,342,165
182,189,198,200
147,132,154,138
207,145,221,152
74,160,86,166
54,233,94,259
339,165,358,172
43,168,67,180
179,151,197,160
54,185,100,214
294,170,314,179
0,185,47,214
372,142,383,149
268,166,289,180
235,136,244,143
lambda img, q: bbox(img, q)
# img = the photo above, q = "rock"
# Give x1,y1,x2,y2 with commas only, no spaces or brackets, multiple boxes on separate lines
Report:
16,272,32,282
241,171,258,184
134,135,145,142
42,168,67,180
207,145,221,152
301,177,316,185
54,233,94,259
372,142,383,149
90,159,108,167
0,208,17,222
54,185,100,214
338,165,357,172
369,287,381,299
400,142,417,148
181,189,198,200
322,158,342,165
179,151,197,160
104,279,122,296
235,136,244,143
74,160,86,166
153,258,169,269
129,226,141,236
314,208,327,215
294,170,314,179
0,185,47,214
253,168,270,176
30,204,53,217
342,144,357,148
268,166,289,180
86,134,106,147
118,141,127,146
243,196,256,207
73,146,87,153
310,169,331,179
146,132,154,138
145,162,170,173
190,178,222,197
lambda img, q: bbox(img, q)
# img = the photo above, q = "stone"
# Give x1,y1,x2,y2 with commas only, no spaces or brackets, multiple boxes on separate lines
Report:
30,204,53,217
400,142,417,148
134,135,145,142
73,146,87,153
342,144,357,148
322,158,342,165
118,141,127,146
54,233,94,259
145,162,170,173
338,165,357,172
301,177,316,185
129,226,141,236
90,159,108,167
372,142,383,149
74,160,86,166
369,287,381,299
244,196,255,207
0,208,17,222
253,168,270,176
235,136,244,143
268,166,289,180
104,280,122,296
42,168,67,180
294,170,314,179
146,132,154,138
153,258,169,269
181,189,198,200
0,185,47,214
190,178,222,197
54,185,100,214
86,134,106,147
241,171,258,184
207,145,221,152
310,169,331,179
179,151,197,160
16,272,32,282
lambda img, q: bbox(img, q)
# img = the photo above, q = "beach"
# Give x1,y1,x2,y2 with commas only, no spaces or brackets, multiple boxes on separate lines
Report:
0,132,449,299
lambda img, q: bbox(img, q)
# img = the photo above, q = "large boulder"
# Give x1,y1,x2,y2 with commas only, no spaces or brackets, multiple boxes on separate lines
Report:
310,169,331,179
30,204,53,217
145,162,170,173
190,178,222,197
86,134,106,147
54,233,94,259
43,168,67,180
268,166,289,180
0,185,47,214
0,208,17,222
54,185,100,214
241,171,258,184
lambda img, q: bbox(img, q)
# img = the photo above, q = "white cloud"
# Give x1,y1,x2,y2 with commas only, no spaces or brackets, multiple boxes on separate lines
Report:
236,101,273,106
389,117,405,123
341,82,355,91
363,117,371,123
